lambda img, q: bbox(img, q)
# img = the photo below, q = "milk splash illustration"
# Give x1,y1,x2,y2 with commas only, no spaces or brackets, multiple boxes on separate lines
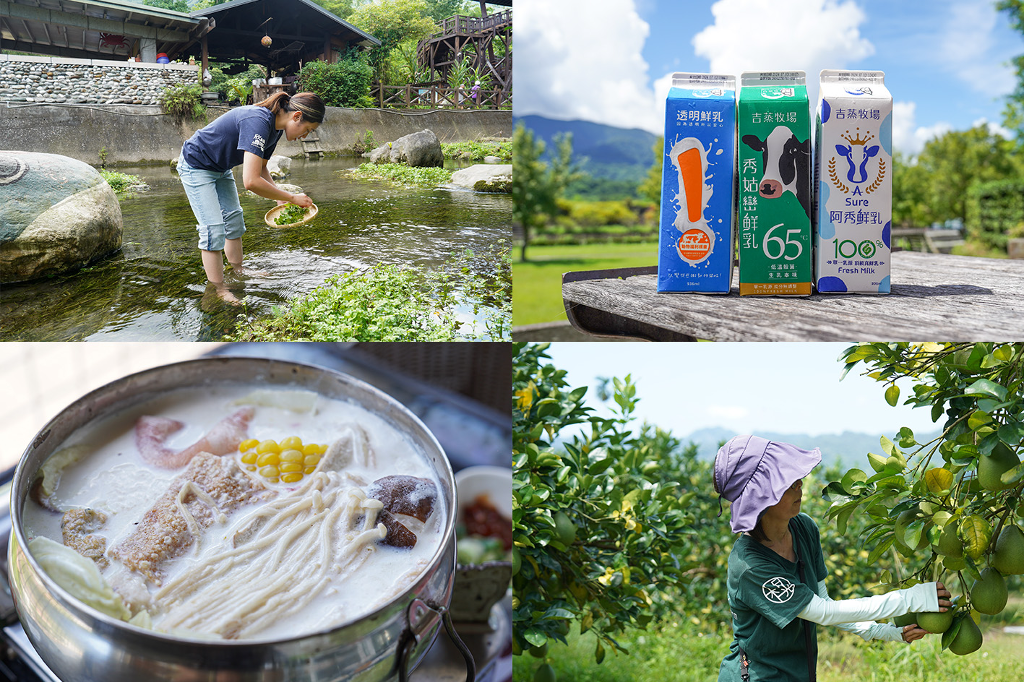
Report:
668,137,715,265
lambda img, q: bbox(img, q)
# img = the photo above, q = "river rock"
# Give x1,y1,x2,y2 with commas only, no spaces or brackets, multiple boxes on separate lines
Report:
267,155,291,179
451,164,512,193
0,151,122,283
370,129,443,168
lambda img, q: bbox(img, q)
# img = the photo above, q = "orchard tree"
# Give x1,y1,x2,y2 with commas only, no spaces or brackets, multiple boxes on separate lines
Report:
349,0,436,85
511,125,578,261
512,344,695,679
826,342,1024,656
998,0,1024,143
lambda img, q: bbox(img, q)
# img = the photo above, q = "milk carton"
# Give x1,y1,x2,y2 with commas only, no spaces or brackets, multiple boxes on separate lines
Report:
736,71,813,296
814,70,893,293
657,73,736,294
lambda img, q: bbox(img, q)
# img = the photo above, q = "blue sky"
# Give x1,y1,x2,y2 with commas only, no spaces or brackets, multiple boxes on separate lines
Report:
545,342,939,438
516,0,1021,155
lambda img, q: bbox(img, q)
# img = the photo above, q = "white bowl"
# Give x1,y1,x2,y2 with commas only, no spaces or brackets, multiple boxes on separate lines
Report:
455,465,511,525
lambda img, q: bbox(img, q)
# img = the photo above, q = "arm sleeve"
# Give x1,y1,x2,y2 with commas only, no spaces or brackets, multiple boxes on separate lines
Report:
799,581,939,628
814,580,905,642
237,115,274,158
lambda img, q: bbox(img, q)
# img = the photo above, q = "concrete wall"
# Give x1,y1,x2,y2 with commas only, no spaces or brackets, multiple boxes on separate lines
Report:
0,103,513,166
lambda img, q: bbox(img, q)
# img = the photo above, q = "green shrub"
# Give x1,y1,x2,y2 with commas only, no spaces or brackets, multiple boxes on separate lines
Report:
296,55,373,108
158,83,206,122
964,179,1024,251
567,200,639,228
99,170,144,198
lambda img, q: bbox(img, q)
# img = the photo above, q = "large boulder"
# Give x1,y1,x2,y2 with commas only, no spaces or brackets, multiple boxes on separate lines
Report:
371,129,444,168
267,154,291,179
0,152,122,283
451,164,512,193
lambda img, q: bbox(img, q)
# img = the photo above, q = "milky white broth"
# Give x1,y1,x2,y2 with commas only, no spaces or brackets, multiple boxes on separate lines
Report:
21,384,445,640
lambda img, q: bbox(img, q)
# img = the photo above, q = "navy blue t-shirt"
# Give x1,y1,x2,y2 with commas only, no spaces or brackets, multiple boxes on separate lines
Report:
182,106,283,172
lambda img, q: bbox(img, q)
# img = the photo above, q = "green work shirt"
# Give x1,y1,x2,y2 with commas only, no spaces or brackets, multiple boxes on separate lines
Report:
718,513,829,682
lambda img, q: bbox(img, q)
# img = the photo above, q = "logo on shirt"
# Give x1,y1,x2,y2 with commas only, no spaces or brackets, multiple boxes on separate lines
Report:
253,133,266,152
762,577,796,603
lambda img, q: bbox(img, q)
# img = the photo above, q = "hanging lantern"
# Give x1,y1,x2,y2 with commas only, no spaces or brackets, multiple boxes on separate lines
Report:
262,35,273,48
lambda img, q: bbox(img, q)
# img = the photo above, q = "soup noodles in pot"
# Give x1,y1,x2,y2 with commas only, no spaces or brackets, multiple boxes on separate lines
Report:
21,385,445,641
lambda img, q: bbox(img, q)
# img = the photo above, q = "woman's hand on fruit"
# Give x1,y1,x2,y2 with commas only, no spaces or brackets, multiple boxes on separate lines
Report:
901,624,929,642
936,582,952,611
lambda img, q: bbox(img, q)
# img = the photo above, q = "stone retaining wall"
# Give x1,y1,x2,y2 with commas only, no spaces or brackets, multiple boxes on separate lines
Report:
0,55,198,105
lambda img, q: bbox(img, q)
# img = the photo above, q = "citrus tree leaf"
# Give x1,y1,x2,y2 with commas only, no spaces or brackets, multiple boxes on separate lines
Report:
924,467,954,494
960,515,992,560
885,384,900,407
964,378,1007,401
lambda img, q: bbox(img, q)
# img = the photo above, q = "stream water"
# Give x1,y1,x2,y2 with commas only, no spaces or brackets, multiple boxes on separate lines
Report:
0,157,511,341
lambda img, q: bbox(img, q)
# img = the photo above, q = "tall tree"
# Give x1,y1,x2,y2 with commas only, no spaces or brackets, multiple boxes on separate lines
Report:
349,0,436,84
637,138,664,206
914,125,1023,222
512,123,578,262
998,0,1024,143
422,0,467,23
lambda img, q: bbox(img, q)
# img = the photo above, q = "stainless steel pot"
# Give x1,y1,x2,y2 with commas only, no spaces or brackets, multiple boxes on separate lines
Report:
5,358,474,682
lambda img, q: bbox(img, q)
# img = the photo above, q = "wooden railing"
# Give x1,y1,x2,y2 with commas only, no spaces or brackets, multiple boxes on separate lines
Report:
435,11,512,37
372,83,511,110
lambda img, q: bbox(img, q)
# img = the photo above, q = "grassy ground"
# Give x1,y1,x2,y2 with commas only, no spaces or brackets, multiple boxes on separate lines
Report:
513,616,1024,682
513,242,658,327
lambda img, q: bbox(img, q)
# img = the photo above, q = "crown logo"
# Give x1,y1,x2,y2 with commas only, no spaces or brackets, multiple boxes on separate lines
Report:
841,128,875,146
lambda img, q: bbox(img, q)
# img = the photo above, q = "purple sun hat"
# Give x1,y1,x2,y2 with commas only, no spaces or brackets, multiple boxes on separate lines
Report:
713,435,822,533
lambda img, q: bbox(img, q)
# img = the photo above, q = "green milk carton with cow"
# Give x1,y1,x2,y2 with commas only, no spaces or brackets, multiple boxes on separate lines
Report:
737,71,813,296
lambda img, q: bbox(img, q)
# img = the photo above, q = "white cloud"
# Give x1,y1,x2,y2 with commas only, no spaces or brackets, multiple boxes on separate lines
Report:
937,1,1017,95
708,405,749,420
891,100,952,157
515,0,659,132
691,0,874,107
972,117,1014,140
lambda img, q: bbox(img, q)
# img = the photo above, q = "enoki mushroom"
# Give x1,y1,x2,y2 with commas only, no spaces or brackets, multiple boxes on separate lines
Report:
154,471,386,638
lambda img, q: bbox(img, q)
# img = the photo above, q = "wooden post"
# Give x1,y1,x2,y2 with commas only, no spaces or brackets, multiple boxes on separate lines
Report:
201,34,209,88
324,37,333,64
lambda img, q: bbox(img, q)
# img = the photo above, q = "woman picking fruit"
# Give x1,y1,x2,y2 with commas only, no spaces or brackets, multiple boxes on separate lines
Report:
176,92,323,303
713,435,952,682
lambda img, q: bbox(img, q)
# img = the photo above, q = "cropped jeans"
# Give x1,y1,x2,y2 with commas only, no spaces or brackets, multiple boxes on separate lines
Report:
176,153,246,251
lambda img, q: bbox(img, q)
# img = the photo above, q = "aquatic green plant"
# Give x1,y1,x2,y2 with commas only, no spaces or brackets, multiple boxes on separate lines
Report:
229,242,511,342
274,204,309,225
442,141,510,162
99,170,144,199
349,163,453,187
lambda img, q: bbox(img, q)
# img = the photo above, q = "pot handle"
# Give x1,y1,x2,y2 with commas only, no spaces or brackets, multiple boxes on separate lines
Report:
398,598,476,682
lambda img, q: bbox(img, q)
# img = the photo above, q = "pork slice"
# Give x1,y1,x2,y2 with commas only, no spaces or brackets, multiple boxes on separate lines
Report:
110,452,273,585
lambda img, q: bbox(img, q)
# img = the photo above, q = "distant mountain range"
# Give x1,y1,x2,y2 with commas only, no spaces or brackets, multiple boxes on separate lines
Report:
683,427,943,473
514,114,660,183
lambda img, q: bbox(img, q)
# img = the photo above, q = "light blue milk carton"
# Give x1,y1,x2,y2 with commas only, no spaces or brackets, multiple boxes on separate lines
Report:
814,70,893,293
657,73,736,293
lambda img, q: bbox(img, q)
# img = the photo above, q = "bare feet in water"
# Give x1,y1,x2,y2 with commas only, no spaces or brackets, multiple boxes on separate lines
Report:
227,263,270,278
203,282,242,307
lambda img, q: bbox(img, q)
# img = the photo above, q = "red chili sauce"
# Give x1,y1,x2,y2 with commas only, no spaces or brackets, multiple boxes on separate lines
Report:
463,495,512,551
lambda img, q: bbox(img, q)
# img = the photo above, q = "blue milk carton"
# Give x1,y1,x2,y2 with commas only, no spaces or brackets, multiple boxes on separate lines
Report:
814,70,893,293
657,73,736,293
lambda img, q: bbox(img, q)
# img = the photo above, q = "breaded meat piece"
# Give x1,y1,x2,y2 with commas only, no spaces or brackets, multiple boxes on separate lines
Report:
61,508,109,568
110,452,273,585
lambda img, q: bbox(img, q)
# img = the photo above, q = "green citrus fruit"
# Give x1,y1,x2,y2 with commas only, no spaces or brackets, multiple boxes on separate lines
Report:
992,524,1024,576
553,511,577,546
895,508,929,550
948,616,983,655
916,610,954,633
534,663,557,682
978,442,1020,491
529,643,548,658
970,567,1008,615
893,612,917,627
937,522,964,558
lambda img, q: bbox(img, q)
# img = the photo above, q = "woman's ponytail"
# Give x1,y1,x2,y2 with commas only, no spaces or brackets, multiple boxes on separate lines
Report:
255,91,325,124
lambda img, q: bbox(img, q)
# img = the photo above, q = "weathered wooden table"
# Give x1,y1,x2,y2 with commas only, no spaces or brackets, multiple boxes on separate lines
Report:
561,251,1024,341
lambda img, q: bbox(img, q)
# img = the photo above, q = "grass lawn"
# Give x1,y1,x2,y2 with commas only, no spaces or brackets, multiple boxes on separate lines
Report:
514,615,1024,682
513,242,658,327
